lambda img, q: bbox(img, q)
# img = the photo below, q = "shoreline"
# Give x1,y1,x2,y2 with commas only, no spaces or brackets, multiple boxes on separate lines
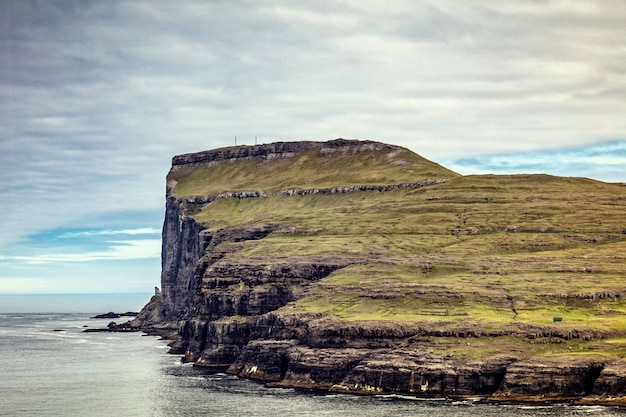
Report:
93,315,626,408
186,351,626,408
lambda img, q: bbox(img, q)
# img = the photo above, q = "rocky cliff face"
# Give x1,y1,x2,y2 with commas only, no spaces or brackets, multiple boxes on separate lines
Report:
134,139,626,405
160,196,210,322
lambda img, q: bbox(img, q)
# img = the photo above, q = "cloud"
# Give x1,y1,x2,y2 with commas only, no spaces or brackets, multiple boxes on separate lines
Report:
1,1,625,292
0,240,161,265
445,140,626,182
57,228,161,239
3,1,624,162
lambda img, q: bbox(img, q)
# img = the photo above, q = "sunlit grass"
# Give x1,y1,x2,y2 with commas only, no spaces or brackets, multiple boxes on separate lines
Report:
173,148,458,198
176,147,626,357
198,175,626,333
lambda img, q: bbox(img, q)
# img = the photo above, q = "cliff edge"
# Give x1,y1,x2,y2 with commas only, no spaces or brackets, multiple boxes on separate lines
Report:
133,138,626,404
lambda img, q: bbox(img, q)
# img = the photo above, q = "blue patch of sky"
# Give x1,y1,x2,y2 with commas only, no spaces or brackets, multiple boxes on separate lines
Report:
0,203,164,293
23,226,161,252
21,206,164,247
444,140,626,182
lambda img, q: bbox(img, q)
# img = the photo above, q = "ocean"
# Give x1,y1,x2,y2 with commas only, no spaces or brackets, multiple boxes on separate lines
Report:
1,295,625,416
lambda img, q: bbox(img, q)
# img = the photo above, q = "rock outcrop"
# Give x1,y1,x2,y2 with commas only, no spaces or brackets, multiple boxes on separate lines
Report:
132,139,626,405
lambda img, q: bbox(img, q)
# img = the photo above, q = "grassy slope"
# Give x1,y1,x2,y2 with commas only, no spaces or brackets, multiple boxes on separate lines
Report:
172,146,458,197
174,146,626,359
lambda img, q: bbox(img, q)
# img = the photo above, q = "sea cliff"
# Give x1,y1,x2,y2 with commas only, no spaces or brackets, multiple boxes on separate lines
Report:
132,139,626,405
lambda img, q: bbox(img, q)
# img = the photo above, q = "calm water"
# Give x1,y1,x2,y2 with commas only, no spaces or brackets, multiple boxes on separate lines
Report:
1,310,625,416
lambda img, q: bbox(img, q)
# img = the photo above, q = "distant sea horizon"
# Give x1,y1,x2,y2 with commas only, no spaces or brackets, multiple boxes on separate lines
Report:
0,292,153,313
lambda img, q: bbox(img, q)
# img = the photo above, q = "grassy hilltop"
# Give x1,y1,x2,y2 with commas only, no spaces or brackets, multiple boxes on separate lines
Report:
170,141,626,360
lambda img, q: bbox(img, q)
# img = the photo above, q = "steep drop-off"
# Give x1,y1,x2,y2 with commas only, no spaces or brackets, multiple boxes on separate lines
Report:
133,139,626,404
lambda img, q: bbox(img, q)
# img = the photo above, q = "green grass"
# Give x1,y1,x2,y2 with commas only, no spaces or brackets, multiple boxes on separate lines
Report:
171,147,458,198
194,175,626,329
174,144,626,357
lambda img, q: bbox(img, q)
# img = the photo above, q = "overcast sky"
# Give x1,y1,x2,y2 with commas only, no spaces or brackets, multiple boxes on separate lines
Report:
1,0,625,297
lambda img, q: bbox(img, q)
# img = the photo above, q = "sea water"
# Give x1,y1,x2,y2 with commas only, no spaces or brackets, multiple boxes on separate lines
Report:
0,298,625,416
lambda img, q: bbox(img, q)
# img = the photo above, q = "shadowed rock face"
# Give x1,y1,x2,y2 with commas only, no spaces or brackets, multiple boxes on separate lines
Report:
132,139,626,404
159,139,399,325
495,357,605,398
170,139,397,167
159,197,209,322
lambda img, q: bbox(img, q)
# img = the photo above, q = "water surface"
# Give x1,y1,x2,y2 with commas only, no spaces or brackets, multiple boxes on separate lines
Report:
0,311,624,416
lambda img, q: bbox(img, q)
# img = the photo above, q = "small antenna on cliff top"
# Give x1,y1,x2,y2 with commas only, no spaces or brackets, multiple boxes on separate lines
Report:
235,136,237,146
255,136,257,145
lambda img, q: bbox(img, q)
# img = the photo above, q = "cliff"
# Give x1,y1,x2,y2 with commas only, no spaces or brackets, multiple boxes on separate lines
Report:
133,138,626,404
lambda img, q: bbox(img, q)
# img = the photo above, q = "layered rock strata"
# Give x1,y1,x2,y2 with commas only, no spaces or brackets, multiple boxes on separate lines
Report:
132,139,626,405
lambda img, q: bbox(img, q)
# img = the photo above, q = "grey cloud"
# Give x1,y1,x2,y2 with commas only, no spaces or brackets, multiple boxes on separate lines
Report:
1,0,626,250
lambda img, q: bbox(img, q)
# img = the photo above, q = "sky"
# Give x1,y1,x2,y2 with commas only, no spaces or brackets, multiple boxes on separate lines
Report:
1,0,625,296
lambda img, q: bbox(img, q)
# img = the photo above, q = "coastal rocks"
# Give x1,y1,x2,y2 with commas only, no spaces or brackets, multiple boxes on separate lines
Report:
273,346,366,391
90,311,138,319
332,351,514,396
579,360,626,405
228,340,298,382
594,359,626,395
493,357,605,399
83,321,140,333
131,139,626,404
130,295,165,328
181,316,255,368
227,338,516,397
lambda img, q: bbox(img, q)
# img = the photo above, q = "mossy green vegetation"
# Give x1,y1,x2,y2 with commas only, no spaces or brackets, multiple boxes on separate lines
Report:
172,147,458,198
175,144,626,358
